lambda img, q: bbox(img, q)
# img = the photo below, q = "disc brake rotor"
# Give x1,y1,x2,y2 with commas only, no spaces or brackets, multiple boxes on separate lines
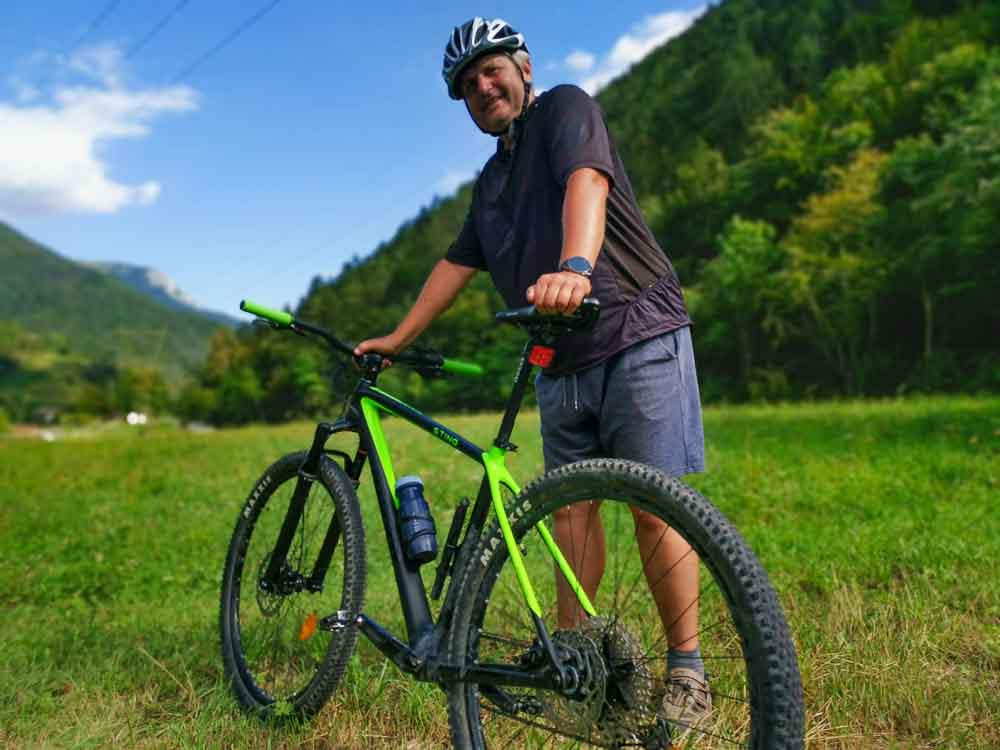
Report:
538,629,607,737
255,553,285,616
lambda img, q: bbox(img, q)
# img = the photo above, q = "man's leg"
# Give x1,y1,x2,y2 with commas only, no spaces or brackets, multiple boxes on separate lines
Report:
553,502,699,654
631,508,700,652
536,369,606,630
602,328,706,658
553,501,604,629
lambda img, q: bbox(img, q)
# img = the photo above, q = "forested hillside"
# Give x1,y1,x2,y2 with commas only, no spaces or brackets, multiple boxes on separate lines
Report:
186,0,999,425
0,223,225,422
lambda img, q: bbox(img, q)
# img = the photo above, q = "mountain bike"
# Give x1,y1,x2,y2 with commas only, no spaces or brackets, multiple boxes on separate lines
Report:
219,298,804,749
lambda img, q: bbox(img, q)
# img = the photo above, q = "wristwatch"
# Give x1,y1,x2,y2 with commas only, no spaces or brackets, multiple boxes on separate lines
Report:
559,256,594,278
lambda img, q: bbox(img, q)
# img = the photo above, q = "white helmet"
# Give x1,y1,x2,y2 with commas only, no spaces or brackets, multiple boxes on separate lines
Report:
442,17,528,100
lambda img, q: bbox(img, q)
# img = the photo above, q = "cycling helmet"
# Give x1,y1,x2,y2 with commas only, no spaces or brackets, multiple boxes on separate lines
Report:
443,17,528,100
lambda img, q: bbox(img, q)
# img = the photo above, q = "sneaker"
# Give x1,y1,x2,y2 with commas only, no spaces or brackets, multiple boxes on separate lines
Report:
661,668,712,735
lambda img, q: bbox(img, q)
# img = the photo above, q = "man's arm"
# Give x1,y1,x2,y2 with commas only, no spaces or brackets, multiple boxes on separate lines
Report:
354,258,477,357
527,167,609,313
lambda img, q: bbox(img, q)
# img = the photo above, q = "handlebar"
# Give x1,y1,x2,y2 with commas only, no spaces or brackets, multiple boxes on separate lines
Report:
240,299,292,327
239,296,600,378
391,346,485,378
239,299,483,378
495,297,600,333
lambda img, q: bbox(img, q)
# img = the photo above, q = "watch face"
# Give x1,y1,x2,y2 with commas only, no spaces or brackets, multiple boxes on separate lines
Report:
560,256,593,276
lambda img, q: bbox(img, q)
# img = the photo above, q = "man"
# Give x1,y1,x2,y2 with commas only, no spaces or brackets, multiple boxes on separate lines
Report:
355,17,710,726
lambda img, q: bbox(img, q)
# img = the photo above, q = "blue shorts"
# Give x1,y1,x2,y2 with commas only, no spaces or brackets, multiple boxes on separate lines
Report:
535,326,705,477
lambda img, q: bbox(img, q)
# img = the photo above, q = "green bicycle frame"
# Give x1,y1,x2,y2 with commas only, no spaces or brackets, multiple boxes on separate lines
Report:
242,297,600,688
356,380,597,623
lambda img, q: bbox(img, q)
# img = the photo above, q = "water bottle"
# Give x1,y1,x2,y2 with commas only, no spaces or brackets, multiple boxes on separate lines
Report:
395,476,438,564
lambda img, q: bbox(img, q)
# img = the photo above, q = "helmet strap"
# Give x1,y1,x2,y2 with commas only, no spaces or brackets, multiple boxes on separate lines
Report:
507,79,533,141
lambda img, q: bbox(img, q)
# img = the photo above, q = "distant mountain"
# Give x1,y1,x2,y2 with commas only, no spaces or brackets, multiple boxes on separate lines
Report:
88,261,239,327
0,221,226,381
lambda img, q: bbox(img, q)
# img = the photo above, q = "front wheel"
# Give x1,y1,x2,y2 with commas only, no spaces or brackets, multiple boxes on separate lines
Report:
220,451,366,721
447,459,803,749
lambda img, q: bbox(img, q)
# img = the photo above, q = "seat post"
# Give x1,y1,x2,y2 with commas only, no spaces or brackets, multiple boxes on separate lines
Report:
493,339,537,451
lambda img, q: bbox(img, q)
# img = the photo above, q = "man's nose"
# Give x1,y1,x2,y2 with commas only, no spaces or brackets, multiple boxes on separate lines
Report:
474,73,492,96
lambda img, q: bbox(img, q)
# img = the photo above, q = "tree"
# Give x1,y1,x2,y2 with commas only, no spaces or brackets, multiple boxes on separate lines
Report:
645,139,732,279
883,17,982,137
822,64,895,145
732,96,873,229
696,217,790,399
781,149,889,394
880,58,1000,370
897,42,988,136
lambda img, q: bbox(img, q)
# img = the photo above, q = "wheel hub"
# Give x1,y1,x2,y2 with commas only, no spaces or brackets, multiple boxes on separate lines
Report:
255,553,307,614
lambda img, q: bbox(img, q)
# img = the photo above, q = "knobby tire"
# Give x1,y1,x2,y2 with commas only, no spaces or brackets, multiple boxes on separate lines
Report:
219,451,366,721
446,459,803,749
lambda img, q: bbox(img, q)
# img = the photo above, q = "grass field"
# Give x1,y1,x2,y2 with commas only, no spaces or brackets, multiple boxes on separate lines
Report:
1,396,998,749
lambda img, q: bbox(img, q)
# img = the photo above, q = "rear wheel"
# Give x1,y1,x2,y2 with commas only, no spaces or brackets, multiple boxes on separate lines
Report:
220,452,366,721
447,459,803,749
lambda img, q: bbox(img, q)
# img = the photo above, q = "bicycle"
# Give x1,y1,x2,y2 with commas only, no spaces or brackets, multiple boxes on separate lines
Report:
220,297,804,749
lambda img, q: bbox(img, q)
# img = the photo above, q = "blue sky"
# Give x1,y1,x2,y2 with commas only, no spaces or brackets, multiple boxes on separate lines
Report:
2,1,706,316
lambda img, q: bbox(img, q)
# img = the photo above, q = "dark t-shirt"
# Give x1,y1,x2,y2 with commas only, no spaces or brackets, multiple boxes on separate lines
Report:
446,84,690,375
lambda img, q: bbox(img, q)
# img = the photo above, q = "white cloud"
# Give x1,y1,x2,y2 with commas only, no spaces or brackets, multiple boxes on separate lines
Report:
68,43,124,88
0,44,197,219
565,51,596,73
7,77,40,103
579,6,707,94
436,168,476,195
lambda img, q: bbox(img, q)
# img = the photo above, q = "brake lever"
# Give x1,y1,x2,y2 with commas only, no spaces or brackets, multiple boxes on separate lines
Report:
414,365,446,379
251,318,293,333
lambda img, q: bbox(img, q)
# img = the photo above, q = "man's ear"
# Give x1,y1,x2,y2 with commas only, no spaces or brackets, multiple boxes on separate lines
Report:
519,56,533,86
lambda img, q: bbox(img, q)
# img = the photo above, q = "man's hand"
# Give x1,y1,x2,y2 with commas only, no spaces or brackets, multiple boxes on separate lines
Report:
354,333,404,367
527,271,592,314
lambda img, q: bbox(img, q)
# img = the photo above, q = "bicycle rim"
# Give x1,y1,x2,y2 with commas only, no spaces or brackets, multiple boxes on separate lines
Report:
448,459,802,749
221,452,364,719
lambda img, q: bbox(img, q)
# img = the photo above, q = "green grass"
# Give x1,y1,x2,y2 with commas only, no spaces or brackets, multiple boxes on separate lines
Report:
1,396,998,749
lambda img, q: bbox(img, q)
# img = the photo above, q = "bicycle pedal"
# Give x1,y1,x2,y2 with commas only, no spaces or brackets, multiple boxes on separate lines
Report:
318,610,361,631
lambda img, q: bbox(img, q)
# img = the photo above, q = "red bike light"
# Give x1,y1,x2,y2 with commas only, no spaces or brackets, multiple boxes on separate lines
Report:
528,345,555,368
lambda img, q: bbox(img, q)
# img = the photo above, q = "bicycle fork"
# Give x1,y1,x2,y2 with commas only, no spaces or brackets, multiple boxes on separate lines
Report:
259,422,351,595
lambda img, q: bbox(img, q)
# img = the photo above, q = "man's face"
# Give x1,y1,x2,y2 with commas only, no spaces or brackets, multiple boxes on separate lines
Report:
460,52,532,134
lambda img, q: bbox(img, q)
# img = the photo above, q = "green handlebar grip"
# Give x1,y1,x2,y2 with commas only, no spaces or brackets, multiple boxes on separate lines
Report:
442,358,484,377
240,299,293,327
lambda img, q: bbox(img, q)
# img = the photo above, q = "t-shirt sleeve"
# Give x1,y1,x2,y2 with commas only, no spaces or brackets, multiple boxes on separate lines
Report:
445,204,487,270
543,85,616,188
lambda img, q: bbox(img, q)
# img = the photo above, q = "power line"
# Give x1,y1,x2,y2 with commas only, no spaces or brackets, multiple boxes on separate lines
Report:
169,0,284,84
125,0,191,60
67,0,124,55
234,180,441,307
